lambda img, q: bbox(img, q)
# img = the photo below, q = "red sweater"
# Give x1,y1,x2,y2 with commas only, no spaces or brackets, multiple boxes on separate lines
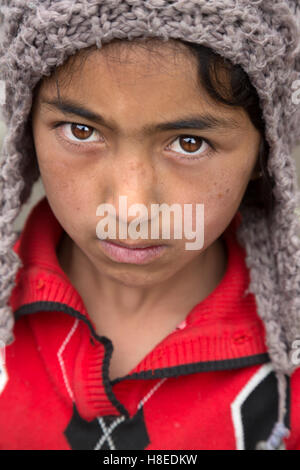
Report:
0,196,300,450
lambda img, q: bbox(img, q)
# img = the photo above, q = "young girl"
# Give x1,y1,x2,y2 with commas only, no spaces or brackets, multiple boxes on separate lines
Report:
0,0,299,451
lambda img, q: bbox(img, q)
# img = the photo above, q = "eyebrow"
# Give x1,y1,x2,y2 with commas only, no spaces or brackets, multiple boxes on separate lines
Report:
40,97,241,134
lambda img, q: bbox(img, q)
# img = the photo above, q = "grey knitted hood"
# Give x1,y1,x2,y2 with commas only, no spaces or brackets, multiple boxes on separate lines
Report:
0,0,300,449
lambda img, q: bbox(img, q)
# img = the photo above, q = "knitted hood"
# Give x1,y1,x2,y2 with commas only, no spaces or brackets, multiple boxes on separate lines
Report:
0,0,300,448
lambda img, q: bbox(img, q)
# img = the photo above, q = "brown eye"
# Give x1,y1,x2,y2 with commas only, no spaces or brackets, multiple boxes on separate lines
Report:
57,122,102,146
71,123,93,140
179,136,203,152
168,134,211,159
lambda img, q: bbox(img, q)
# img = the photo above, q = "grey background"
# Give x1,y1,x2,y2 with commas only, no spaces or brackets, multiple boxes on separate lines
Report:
0,120,300,232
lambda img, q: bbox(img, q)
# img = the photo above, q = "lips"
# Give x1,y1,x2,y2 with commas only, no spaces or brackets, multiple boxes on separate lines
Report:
104,239,165,249
98,239,167,264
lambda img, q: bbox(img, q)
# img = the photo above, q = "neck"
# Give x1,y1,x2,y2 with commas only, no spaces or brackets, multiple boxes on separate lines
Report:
57,232,227,333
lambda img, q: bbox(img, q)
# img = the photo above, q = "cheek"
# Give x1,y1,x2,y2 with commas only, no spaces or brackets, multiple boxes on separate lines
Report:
40,160,79,207
35,137,93,208
36,149,96,236
177,170,249,247
42,175,84,237
179,175,234,211
206,162,251,207
34,126,88,199
201,173,251,243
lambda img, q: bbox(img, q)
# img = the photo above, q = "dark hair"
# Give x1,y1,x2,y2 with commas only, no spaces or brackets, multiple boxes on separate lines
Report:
31,38,275,214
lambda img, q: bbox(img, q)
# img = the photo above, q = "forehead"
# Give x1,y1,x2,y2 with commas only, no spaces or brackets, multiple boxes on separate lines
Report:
41,39,201,93
35,39,249,131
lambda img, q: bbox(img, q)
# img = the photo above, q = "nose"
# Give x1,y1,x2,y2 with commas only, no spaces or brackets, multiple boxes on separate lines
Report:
103,148,159,225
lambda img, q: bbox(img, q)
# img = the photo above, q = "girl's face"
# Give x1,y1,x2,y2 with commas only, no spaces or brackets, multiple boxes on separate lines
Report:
31,40,261,287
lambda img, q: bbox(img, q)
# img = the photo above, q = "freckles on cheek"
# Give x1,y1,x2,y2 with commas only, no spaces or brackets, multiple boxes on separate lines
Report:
217,186,239,207
217,187,230,199
207,179,231,201
204,183,238,218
